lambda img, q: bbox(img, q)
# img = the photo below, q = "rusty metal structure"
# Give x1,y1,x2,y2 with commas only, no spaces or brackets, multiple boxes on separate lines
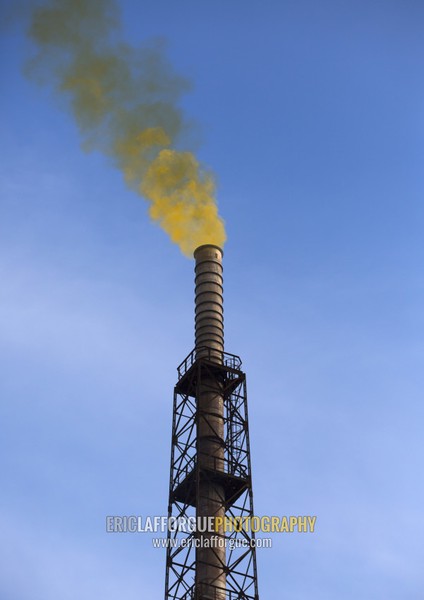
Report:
164,245,259,600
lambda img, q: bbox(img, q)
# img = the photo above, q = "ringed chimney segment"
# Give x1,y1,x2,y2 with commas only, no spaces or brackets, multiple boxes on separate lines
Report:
194,244,224,362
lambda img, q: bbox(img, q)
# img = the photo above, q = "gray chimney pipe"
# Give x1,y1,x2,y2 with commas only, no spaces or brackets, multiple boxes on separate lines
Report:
194,244,226,599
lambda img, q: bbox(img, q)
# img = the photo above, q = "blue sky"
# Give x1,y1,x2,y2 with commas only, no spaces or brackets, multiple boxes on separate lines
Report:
1,0,424,598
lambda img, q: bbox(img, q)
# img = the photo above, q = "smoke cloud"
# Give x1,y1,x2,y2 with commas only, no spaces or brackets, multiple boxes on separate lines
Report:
26,0,226,256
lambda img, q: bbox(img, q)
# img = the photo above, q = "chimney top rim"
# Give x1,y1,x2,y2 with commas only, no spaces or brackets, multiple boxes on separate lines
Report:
193,244,224,259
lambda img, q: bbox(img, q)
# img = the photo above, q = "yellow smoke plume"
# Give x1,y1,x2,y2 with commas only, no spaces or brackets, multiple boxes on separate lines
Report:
26,0,226,256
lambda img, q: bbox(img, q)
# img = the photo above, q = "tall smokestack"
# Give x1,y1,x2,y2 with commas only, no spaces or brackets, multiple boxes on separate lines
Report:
194,245,226,598
165,247,259,600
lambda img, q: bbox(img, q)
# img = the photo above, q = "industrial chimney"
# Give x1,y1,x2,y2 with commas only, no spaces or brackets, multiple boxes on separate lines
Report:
194,245,226,597
165,245,259,600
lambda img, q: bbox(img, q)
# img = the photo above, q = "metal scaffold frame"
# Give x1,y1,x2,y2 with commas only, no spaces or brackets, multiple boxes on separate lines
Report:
165,347,259,600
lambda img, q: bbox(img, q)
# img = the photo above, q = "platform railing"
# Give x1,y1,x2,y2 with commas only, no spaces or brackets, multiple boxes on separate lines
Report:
173,449,248,491
177,347,242,379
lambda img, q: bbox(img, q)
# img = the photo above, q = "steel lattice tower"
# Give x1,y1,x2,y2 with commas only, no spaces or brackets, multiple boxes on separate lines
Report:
165,245,259,600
